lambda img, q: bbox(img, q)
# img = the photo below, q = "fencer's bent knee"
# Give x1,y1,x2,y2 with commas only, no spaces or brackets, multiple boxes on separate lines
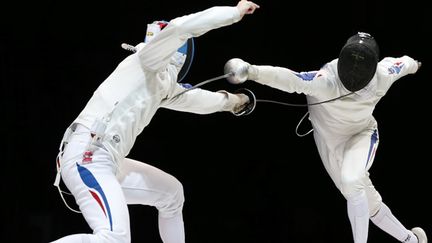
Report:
340,173,365,198
341,174,382,216
157,178,185,218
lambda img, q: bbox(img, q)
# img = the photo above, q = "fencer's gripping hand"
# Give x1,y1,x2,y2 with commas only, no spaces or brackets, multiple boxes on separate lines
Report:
237,0,260,18
232,88,256,116
224,58,251,84
219,88,256,116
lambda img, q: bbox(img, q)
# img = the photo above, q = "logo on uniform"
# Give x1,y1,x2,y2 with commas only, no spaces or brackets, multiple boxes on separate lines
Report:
388,62,404,74
113,135,121,143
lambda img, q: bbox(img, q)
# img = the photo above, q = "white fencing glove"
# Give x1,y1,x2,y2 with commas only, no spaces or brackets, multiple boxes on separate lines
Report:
232,88,256,116
218,88,256,116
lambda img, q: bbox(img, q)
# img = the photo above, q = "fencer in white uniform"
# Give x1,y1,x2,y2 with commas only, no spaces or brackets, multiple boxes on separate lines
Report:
51,1,260,243
224,32,427,243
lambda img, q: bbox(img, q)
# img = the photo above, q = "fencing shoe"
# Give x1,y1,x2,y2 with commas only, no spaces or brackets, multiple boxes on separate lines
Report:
412,227,427,243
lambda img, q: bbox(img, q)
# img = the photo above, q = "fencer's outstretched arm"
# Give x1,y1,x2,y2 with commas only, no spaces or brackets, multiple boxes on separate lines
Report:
225,58,326,96
224,56,421,98
138,1,259,73
161,86,254,116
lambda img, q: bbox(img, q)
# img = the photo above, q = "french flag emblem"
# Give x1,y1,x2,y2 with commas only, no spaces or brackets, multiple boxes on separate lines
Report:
388,61,404,74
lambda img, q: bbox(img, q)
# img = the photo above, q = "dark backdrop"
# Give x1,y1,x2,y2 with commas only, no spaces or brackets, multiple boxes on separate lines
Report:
2,0,430,242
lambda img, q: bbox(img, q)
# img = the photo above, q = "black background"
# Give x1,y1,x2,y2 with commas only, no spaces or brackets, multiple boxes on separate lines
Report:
2,0,431,242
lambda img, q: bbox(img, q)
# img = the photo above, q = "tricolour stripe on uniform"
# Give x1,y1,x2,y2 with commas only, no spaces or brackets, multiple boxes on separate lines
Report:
76,163,113,231
365,130,378,168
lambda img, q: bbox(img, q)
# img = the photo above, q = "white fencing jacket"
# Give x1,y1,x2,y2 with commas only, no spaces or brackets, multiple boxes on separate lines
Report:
73,6,243,164
249,56,420,137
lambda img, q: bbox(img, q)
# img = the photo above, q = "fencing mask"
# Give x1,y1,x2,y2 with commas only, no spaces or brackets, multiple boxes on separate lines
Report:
337,32,379,92
145,21,195,83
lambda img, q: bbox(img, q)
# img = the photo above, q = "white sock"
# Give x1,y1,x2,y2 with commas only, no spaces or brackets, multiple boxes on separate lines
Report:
158,213,185,243
347,191,370,243
370,203,417,243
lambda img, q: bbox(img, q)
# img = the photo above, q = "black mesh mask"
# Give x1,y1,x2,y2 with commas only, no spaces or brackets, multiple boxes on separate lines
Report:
337,32,380,92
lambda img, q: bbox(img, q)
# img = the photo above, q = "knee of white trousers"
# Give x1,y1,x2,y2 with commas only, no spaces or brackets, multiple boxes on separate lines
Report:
96,228,131,243
340,174,366,199
157,179,185,218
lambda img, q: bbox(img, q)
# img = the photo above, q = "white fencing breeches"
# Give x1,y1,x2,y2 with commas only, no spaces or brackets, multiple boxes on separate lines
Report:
313,127,382,216
52,124,185,243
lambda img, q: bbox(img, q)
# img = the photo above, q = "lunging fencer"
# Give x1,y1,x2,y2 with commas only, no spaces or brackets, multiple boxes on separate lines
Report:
51,1,259,242
225,32,427,243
